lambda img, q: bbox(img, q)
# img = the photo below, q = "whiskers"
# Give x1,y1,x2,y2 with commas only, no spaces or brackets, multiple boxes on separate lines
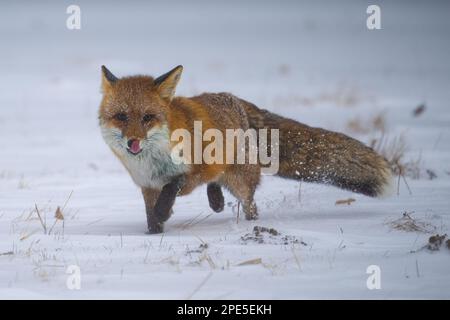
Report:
100,126,125,151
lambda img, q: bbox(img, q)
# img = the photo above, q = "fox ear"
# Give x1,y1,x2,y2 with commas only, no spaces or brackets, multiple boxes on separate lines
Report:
154,65,183,100
101,65,118,91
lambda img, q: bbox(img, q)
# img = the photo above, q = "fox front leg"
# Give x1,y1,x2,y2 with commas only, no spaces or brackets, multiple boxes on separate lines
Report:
141,187,162,234
144,176,185,234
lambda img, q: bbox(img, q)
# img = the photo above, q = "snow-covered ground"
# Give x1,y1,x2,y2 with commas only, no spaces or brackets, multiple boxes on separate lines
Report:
0,0,449,299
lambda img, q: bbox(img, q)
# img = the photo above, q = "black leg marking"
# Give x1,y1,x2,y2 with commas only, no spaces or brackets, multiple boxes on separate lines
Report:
207,183,224,212
151,175,185,233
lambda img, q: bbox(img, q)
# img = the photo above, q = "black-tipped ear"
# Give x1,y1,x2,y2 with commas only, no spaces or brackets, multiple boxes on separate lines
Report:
101,65,118,84
154,65,183,100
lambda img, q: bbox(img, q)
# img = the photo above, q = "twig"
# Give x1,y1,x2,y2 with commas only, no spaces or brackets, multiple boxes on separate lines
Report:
159,232,165,249
237,258,262,266
401,174,412,195
34,204,47,234
193,235,207,245
204,254,216,269
144,244,151,263
187,272,213,300
188,214,213,229
85,218,104,226
433,132,442,150
335,198,356,205
180,212,203,230
48,219,58,235
61,190,74,212
20,230,37,241
236,202,240,224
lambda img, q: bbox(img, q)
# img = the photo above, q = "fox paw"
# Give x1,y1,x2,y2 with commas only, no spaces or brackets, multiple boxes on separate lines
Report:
245,213,259,221
147,222,164,234
244,202,258,220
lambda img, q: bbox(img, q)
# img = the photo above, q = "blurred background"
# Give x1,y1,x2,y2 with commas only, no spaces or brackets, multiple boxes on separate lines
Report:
1,0,449,175
2,0,450,215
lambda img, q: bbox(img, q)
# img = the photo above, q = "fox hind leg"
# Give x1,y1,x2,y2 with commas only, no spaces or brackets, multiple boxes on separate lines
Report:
220,165,260,220
207,182,225,213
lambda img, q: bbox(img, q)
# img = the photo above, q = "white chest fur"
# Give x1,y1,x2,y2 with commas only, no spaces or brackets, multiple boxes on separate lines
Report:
123,147,188,188
101,125,190,189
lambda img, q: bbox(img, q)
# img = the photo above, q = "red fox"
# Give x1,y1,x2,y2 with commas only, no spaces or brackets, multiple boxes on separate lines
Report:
99,65,394,234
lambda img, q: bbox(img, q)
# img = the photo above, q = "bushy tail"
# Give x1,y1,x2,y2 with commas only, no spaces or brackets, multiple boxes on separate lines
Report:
240,99,394,197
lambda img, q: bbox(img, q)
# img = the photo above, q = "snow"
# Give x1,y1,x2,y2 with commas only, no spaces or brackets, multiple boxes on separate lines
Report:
0,0,449,299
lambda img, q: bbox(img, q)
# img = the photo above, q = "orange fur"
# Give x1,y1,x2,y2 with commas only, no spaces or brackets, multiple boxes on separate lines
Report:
99,66,260,233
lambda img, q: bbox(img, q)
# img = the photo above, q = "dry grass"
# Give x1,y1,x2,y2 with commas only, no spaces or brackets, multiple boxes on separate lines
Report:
177,212,213,230
335,198,356,206
345,112,425,181
272,85,369,108
236,258,262,266
387,212,436,234
32,191,72,236
370,133,423,180
347,112,386,135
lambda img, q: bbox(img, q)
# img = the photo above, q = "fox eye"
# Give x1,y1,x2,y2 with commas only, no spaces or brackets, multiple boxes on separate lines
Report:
142,114,155,122
114,112,128,122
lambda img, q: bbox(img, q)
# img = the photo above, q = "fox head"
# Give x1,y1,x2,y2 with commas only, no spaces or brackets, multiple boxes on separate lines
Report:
99,65,183,157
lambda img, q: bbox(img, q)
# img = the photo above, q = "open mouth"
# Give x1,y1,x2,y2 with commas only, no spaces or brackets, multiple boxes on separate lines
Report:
127,139,143,155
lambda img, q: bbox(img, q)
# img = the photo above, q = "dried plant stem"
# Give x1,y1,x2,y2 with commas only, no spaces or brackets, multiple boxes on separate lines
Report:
61,190,74,212
187,272,213,300
236,202,240,224
34,204,47,234
401,174,413,195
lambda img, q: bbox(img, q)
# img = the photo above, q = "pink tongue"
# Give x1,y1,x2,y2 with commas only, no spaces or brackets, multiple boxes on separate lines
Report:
130,140,141,153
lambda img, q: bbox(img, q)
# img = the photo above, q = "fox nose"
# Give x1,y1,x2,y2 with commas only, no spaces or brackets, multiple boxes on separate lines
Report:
127,139,142,155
